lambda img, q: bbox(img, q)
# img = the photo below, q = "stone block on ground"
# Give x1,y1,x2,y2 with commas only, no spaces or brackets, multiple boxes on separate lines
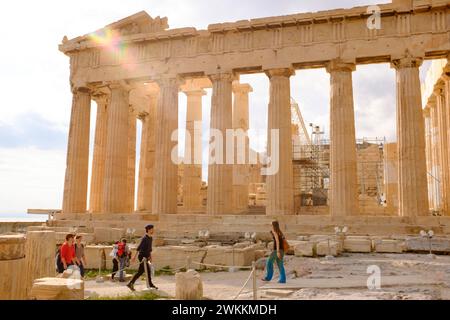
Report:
152,246,207,270
343,238,372,253
30,277,84,300
175,270,203,300
84,246,110,270
93,228,125,244
316,241,340,257
294,241,315,257
405,237,450,253
373,239,404,253
0,235,26,260
203,245,255,268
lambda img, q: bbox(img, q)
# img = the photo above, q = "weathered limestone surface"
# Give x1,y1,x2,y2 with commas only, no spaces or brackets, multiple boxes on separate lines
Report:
232,83,252,213
0,235,27,300
343,238,372,253
102,83,130,213
137,93,158,212
152,78,180,215
316,240,340,257
327,61,358,217
25,231,57,298
384,143,399,213
265,69,295,215
393,56,429,217
435,88,449,214
30,278,84,300
93,227,125,243
430,101,441,210
183,89,205,212
373,239,404,253
62,88,91,214
294,241,315,257
89,94,109,213
175,270,203,300
207,73,234,215
127,107,137,213
405,237,450,253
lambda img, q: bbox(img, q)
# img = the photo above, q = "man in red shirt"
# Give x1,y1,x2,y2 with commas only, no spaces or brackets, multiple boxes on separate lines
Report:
60,234,76,271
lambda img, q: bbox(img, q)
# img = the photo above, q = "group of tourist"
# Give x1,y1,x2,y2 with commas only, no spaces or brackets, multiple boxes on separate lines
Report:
56,234,87,278
55,221,287,290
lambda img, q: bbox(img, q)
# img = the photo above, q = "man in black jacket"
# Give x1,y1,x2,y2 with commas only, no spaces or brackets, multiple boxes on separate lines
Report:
127,225,158,291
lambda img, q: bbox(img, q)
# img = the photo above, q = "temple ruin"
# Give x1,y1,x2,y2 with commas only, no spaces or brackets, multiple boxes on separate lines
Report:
23,0,450,241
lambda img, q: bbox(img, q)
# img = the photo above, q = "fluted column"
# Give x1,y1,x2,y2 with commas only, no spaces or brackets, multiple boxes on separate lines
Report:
62,88,91,214
182,89,206,212
152,78,180,215
137,94,158,212
265,69,294,215
89,94,109,213
232,83,253,214
102,82,130,214
392,56,429,217
127,106,137,213
326,61,359,217
423,108,434,208
207,73,234,215
445,72,450,216
430,101,441,210
436,87,449,214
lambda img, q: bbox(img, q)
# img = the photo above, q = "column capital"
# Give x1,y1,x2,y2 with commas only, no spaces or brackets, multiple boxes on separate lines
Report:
91,92,109,105
182,89,207,97
433,86,445,97
106,80,132,92
71,86,91,95
265,68,295,79
326,60,356,73
155,76,184,89
208,72,237,82
390,55,423,69
232,82,253,94
137,111,149,120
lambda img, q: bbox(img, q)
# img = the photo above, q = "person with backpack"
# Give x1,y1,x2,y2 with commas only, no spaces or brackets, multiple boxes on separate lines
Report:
116,238,129,282
74,235,87,278
110,241,119,281
127,225,158,291
60,234,76,272
261,221,288,284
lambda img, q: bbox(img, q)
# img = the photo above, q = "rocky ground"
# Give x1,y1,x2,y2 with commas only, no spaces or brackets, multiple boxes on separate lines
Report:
84,253,450,300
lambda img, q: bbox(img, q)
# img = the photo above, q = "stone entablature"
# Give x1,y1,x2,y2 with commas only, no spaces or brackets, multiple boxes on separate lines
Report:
60,1,450,88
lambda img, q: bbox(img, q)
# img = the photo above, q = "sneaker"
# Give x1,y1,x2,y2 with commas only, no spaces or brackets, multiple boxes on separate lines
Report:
150,284,159,290
127,283,135,292
261,278,270,282
278,281,286,284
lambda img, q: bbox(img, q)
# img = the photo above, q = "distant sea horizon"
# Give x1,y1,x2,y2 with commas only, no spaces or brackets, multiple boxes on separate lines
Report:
0,212,48,222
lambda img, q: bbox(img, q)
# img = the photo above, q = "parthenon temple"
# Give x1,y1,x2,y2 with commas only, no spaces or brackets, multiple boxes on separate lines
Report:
43,0,450,239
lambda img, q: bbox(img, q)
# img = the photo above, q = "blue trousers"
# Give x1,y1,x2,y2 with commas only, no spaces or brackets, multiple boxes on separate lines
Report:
263,250,286,283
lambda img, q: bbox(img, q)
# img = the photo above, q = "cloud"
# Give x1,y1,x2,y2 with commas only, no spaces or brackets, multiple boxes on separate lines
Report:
0,113,67,150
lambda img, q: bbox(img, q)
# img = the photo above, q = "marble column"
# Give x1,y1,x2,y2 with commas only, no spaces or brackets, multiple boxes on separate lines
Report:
326,61,359,217
127,106,137,213
232,83,253,214
89,94,109,213
430,101,441,210
436,87,449,215
207,73,234,215
102,83,130,214
265,69,295,215
182,89,206,212
445,72,450,215
392,56,429,217
137,94,158,212
62,88,91,214
423,108,434,208
152,78,180,215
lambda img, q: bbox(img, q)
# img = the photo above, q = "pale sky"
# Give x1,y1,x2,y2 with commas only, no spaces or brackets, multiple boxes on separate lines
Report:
0,0,432,213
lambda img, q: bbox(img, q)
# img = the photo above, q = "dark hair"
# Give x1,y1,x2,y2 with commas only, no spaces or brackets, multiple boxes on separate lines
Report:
271,221,284,239
145,225,154,232
65,234,75,241
121,238,127,243
75,235,82,240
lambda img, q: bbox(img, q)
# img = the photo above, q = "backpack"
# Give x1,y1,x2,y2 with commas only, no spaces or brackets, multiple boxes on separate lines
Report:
55,247,64,273
117,242,126,258
282,237,290,252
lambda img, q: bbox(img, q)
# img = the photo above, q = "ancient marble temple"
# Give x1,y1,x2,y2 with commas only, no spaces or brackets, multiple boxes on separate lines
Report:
58,0,450,219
